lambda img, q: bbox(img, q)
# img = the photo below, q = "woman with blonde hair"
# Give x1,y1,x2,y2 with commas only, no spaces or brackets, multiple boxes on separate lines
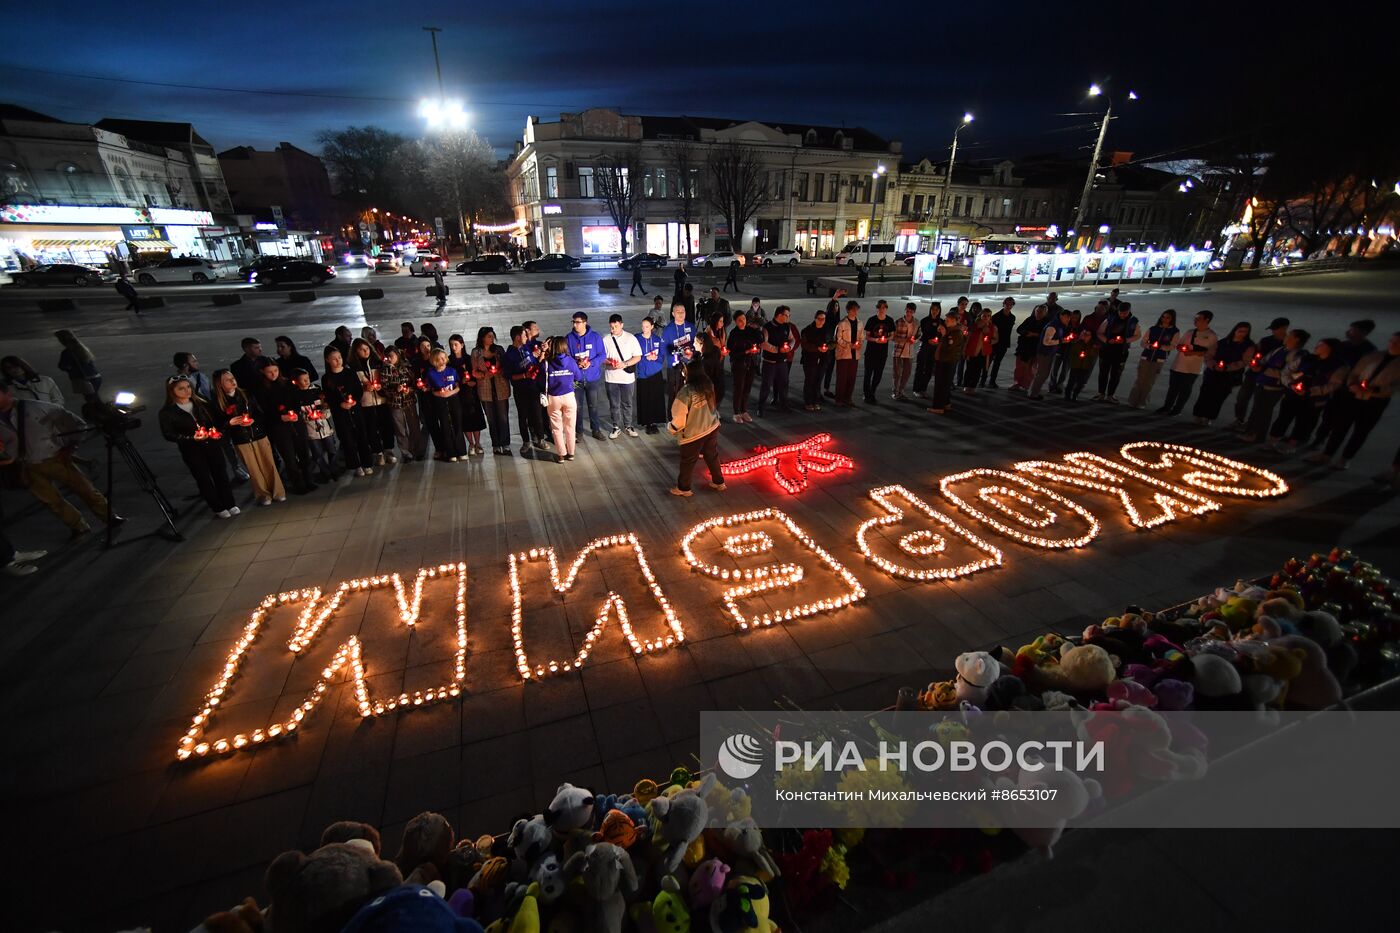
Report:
211,368,285,506
54,329,102,400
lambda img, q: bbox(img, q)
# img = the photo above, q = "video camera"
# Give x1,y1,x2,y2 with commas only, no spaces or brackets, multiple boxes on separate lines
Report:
81,390,144,436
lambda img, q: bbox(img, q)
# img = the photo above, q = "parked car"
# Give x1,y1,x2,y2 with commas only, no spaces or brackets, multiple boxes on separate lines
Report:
753,249,801,267
521,253,582,272
690,251,745,268
834,241,897,266
134,256,222,284
409,254,449,276
616,252,668,270
456,254,512,274
10,263,116,287
374,253,401,273
250,260,337,286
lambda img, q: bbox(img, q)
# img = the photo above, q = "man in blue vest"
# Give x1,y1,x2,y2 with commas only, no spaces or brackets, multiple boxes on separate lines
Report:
566,312,608,440
661,301,700,405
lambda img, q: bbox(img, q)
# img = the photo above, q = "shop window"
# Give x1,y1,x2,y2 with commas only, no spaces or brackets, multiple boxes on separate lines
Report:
578,166,595,198
581,225,624,254
545,166,558,198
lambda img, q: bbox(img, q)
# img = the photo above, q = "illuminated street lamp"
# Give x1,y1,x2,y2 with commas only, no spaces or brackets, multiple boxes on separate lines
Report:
865,164,886,267
926,111,974,289
1072,84,1138,245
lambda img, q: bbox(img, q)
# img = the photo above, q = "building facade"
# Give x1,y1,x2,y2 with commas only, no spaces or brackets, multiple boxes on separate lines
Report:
217,142,342,233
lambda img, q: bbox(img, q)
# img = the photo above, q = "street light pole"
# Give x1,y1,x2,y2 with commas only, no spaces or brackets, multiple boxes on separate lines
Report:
1071,85,1135,248
865,163,886,267
929,112,973,295
422,25,467,259
424,26,445,97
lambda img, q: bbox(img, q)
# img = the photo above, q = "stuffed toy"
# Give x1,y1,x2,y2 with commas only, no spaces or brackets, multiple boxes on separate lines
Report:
487,882,541,933
546,784,596,835
990,758,1102,858
1248,644,1305,709
264,839,403,933
338,884,486,933
593,810,641,849
1029,643,1116,695
1089,677,1156,711
467,856,511,922
718,818,780,883
396,812,455,881
984,674,1042,711
954,651,1000,706
526,853,566,906
1268,634,1343,709
707,877,775,933
321,822,383,855
195,897,265,933
629,875,690,933
1077,706,1205,798
1007,633,1066,679
1294,610,1359,683
918,680,958,711
563,843,638,933
446,841,489,897
507,816,552,880
688,859,730,911
1039,690,1082,711
650,774,714,875
1187,651,1243,709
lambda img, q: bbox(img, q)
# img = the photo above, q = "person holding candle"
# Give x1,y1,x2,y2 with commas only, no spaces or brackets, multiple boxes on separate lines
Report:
360,325,387,358
820,289,845,398
726,311,759,423
1028,307,1071,400
603,314,643,439
274,335,318,382
322,347,375,476
1270,338,1346,448
211,369,284,505
505,325,549,453
350,338,394,465
985,297,1016,389
833,300,863,407
544,336,583,461
159,375,238,519
448,334,487,456
953,298,975,386
758,305,799,416
1232,317,1289,429
701,310,729,412
1126,310,1180,409
1304,319,1376,447
635,316,668,433
891,302,919,400
252,359,316,495
292,369,340,483
861,300,896,404
661,303,700,407
962,308,998,395
1310,332,1400,469
1190,322,1254,425
423,348,467,462
229,337,265,391
1157,310,1218,416
412,336,440,454
1093,301,1141,402
1076,299,1110,386
669,359,725,497
379,347,427,462
565,313,609,441
928,308,967,413
1047,308,1081,394
473,327,513,455
800,309,833,411
913,302,944,397
1062,328,1099,401
1240,328,1308,442
1010,304,1048,393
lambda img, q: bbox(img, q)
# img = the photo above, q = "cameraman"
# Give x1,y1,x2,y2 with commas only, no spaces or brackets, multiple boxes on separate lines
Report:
0,381,125,538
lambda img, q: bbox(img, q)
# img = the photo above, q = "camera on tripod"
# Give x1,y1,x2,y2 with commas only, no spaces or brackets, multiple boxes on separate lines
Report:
82,390,143,437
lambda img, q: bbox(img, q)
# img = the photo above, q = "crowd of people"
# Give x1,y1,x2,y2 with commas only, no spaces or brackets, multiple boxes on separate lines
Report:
1,285,1398,576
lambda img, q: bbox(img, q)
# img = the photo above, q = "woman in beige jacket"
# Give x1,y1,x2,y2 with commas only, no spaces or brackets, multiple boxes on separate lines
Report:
668,360,726,497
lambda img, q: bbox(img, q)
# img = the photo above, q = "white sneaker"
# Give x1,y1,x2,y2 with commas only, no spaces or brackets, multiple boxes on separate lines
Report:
258,497,273,507
273,495,287,502
215,509,233,519
3,560,38,576
625,427,638,437
375,453,386,466
383,453,397,464
228,506,241,516
13,549,46,563
609,427,622,439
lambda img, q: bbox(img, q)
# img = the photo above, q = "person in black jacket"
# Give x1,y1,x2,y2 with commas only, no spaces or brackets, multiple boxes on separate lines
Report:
159,376,238,518
322,347,375,477
986,297,1016,388
727,310,761,423
801,310,833,411
274,335,318,382
252,358,316,495
912,302,944,397
211,368,285,505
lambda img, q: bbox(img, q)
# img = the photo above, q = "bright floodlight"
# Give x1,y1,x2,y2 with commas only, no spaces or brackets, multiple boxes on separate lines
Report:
1088,84,1102,97
114,391,137,405
1098,224,1111,234
420,98,468,129
1128,90,1139,100
1179,184,1188,192
963,112,974,123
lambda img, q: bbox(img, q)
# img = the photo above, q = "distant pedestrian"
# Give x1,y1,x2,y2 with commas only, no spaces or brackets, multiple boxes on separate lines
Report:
55,329,102,402
630,260,647,297
856,264,869,298
432,269,447,306
723,260,740,293
115,275,140,313
674,263,687,295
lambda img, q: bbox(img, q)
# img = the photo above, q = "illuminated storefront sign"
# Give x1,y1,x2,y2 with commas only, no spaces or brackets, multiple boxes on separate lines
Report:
0,204,214,226
174,441,1288,761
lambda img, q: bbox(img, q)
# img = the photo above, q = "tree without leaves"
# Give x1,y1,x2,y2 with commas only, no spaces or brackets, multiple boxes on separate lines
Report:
593,145,644,256
316,126,408,210
400,130,509,254
660,142,702,259
706,141,767,255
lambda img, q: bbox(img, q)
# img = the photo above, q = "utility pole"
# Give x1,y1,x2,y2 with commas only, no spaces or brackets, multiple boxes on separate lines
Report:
1072,102,1112,248
423,25,466,259
424,26,444,96
929,113,973,294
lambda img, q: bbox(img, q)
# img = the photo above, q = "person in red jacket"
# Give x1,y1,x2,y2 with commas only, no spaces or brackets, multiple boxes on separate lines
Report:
961,308,998,396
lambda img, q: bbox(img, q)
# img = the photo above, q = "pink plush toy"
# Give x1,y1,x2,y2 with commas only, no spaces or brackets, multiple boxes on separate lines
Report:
687,857,730,910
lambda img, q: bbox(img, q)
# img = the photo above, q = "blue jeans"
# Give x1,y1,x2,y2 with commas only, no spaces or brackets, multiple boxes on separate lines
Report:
606,381,635,430
574,378,605,432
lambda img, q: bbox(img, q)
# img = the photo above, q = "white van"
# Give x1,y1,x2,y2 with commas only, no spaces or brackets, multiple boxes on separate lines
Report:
835,241,897,266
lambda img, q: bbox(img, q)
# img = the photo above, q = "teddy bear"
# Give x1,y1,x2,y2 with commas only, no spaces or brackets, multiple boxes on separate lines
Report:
707,877,776,933
396,811,455,883
1076,705,1205,798
953,650,1000,706
983,674,1042,711
563,842,638,933
1028,642,1116,695
507,815,552,878
1293,610,1358,684
629,875,691,933
194,896,265,933
990,757,1102,858
649,774,714,876
1267,634,1342,709
467,856,512,922
545,783,597,835
336,884,487,933
688,859,730,911
264,839,403,933
320,822,382,855
1089,677,1156,711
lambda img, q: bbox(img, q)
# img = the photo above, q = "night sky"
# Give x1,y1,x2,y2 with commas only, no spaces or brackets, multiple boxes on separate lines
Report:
0,2,1374,167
